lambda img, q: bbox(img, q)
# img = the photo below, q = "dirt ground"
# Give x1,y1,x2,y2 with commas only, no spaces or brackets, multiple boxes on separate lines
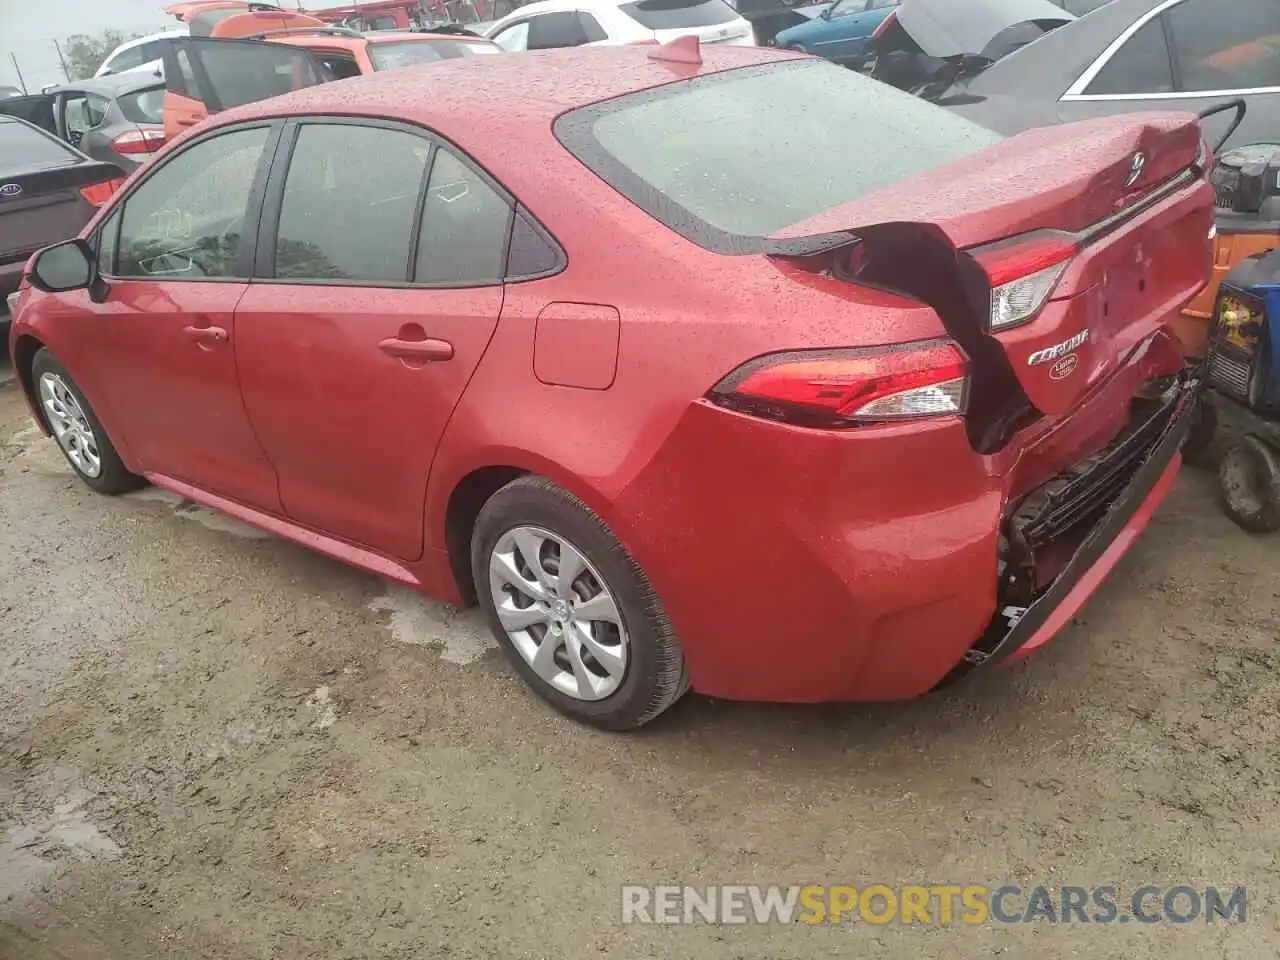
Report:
1,341,1278,960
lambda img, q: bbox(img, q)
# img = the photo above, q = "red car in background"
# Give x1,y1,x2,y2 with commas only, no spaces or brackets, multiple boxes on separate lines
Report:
6,44,1212,729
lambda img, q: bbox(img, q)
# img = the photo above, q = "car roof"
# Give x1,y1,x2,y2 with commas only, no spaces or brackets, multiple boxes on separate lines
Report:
111,28,189,51
216,43,790,133
54,72,166,98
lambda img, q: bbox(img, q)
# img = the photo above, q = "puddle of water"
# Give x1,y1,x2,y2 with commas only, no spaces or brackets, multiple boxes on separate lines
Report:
368,584,495,665
0,786,120,903
126,488,271,540
306,685,338,730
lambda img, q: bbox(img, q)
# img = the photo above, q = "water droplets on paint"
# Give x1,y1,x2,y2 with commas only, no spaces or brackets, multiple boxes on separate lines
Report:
368,584,495,665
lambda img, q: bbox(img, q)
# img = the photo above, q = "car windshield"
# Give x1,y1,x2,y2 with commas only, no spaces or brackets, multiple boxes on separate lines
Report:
368,39,500,69
619,0,738,30
555,59,1002,249
118,85,166,124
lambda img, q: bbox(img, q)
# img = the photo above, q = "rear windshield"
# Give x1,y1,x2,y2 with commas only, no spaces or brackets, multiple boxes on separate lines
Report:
0,120,78,170
118,85,165,124
620,0,738,29
554,59,1002,252
368,39,500,69
188,8,243,36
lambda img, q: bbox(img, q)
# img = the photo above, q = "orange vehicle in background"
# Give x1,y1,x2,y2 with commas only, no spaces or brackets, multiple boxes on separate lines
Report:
158,25,499,138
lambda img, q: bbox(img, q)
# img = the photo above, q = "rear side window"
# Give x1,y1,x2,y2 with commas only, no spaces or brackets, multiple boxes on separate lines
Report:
620,0,738,30
273,124,431,283
1084,17,1174,95
493,21,530,50
527,12,593,49
118,86,166,124
414,147,512,284
0,121,78,168
1166,0,1280,92
555,59,1001,251
101,45,146,75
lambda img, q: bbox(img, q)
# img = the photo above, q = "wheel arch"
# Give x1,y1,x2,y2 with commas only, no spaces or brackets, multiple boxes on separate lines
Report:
11,333,50,435
434,449,625,606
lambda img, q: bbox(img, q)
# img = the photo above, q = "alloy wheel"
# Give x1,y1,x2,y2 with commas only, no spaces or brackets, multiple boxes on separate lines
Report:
38,372,102,479
488,525,628,701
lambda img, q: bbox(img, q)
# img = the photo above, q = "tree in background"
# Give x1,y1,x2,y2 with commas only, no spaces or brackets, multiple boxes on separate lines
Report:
61,30,144,81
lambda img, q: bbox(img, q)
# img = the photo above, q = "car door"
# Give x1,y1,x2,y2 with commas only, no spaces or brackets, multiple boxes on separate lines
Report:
160,37,329,139
1058,0,1280,150
79,122,283,509
812,0,895,62
0,94,57,135
60,92,113,156
232,119,510,560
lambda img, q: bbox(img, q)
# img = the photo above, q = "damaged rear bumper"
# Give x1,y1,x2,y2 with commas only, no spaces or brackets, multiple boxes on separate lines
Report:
937,367,1201,687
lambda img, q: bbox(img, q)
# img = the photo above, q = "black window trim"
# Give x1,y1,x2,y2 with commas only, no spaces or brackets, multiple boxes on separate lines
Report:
94,119,285,284
252,113,564,289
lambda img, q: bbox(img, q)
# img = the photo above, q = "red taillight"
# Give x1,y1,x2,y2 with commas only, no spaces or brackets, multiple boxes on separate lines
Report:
112,129,166,154
968,230,1076,331
871,9,897,40
709,340,969,426
80,179,125,207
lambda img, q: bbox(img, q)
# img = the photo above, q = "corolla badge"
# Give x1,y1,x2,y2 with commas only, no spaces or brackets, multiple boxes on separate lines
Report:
0,182,22,199
1027,329,1089,367
1125,151,1146,188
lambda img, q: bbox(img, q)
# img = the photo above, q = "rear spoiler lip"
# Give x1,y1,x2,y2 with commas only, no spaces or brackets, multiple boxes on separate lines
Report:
759,230,861,259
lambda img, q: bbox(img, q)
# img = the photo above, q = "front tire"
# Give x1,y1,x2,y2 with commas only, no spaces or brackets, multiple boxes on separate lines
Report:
471,476,688,730
30,348,142,495
1218,435,1280,534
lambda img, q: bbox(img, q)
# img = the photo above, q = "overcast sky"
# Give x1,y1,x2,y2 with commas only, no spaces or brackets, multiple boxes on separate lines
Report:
0,0,174,90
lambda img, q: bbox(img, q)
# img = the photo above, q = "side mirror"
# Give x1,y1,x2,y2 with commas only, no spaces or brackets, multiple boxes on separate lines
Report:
28,238,107,302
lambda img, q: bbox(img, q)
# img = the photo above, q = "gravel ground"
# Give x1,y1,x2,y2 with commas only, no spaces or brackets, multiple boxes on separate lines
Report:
1,342,1278,960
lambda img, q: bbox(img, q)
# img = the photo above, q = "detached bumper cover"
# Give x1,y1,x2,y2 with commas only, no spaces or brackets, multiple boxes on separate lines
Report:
940,369,1200,685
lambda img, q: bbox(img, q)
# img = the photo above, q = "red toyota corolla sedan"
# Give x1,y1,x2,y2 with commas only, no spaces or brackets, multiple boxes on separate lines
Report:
7,42,1213,729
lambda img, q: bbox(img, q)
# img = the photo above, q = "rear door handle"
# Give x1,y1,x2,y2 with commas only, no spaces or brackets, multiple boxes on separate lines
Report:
182,324,228,345
378,337,454,362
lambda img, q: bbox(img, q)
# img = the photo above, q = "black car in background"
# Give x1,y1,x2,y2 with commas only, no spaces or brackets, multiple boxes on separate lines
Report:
0,116,124,329
875,0,1279,152
0,73,167,174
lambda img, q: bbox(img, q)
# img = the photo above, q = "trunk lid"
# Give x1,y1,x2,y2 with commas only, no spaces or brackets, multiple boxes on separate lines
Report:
772,113,1213,417
0,120,123,269
895,0,1073,59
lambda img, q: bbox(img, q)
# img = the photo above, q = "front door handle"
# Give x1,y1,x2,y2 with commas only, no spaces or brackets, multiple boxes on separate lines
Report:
182,324,228,346
378,336,454,362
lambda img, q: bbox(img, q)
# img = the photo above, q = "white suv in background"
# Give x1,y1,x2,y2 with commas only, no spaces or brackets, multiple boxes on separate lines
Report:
485,0,754,51
93,30,187,78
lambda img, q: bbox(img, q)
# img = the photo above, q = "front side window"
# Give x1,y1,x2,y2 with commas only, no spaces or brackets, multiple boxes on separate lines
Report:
619,0,738,30
556,59,1001,249
826,0,862,19
1167,0,1280,92
97,209,121,275
493,21,529,51
273,124,430,283
114,126,269,279
578,13,609,42
1084,16,1174,95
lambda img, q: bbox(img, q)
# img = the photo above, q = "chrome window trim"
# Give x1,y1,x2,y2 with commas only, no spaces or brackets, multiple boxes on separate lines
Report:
1061,0,1210,101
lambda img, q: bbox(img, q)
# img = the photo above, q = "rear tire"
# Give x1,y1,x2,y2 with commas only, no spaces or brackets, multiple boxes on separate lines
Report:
30,348,143,495
471,475,688,731
1218,435,1280,534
